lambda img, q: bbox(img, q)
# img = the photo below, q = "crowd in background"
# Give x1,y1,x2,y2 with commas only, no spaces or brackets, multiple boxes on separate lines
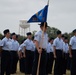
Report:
0,23,76,75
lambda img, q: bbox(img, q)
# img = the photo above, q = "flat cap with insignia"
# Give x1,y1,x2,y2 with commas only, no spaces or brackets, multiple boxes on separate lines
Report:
73,29,76,33
38,22,48,27
3,29,10,34
11,32,16,36
26,32,32,36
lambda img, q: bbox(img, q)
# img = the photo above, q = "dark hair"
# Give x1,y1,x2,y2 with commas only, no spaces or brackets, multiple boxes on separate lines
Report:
32,36,34,40
3,29,9,35
49,37,54,41
57,30,61,35
16,34,19,38
64,36,68,40
62,34,65,38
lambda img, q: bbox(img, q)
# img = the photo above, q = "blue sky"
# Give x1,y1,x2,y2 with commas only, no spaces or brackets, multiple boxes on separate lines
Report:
0,0,76,34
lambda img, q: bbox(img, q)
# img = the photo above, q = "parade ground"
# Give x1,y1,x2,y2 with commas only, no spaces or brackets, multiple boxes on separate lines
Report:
10,61,70,75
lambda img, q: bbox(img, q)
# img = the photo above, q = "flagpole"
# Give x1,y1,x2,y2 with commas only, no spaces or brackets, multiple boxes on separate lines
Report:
36,22,46,75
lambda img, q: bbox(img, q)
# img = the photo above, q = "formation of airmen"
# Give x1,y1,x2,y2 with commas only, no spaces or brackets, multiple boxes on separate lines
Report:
0,22,76,75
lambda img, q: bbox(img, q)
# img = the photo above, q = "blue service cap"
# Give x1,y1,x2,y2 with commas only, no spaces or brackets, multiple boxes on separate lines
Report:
38,22,48,27
3,29,10,34
73,29,76,33
26,32,32,35
11,32,16,36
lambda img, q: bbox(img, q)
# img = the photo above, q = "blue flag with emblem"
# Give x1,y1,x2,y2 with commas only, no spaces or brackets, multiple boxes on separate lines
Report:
27,5,48,23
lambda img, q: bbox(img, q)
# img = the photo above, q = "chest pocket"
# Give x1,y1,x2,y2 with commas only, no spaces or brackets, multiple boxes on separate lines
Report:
73,40,76,45
6,41,12,48
27,42,32,47
56,40,62,47
56,40,60,47
27,43,30,46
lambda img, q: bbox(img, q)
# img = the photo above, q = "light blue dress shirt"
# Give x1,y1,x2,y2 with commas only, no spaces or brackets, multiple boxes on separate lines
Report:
1,37,12,51
23,39,35,51
63,43,69,53
53,37,63,50
46,43,53,53
34,30,48,49
69,36,76,49
11,39,19,51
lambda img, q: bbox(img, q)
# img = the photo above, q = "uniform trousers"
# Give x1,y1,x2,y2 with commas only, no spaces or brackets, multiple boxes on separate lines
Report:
19,53,26,73
32,48,47,75
10,51,18,74
62,53,69,74
67,56,71,70
54,50,63,75
1,50,11,75
71,50,76,75
46,52,54,74
25,50,34,74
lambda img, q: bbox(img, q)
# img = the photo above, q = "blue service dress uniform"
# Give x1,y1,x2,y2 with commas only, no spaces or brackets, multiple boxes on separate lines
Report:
62,42,69,74
69,36,76,75
18,43,26,73
10,39,19,74
0,37,12,75
23,38,35,74
46,42,54,74
53,37,63,75
32,30,48,75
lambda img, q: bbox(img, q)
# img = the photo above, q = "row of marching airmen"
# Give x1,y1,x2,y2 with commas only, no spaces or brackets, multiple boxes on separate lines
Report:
0,30,19,75
0,22,76,75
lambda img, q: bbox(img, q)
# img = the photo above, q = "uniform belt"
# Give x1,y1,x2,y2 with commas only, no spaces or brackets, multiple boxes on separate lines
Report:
56,49,63,51
26,50,32,52
26,49,32,51
72,49,76,50
11,50,17,52
2,50,11,52
10,51,17,52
